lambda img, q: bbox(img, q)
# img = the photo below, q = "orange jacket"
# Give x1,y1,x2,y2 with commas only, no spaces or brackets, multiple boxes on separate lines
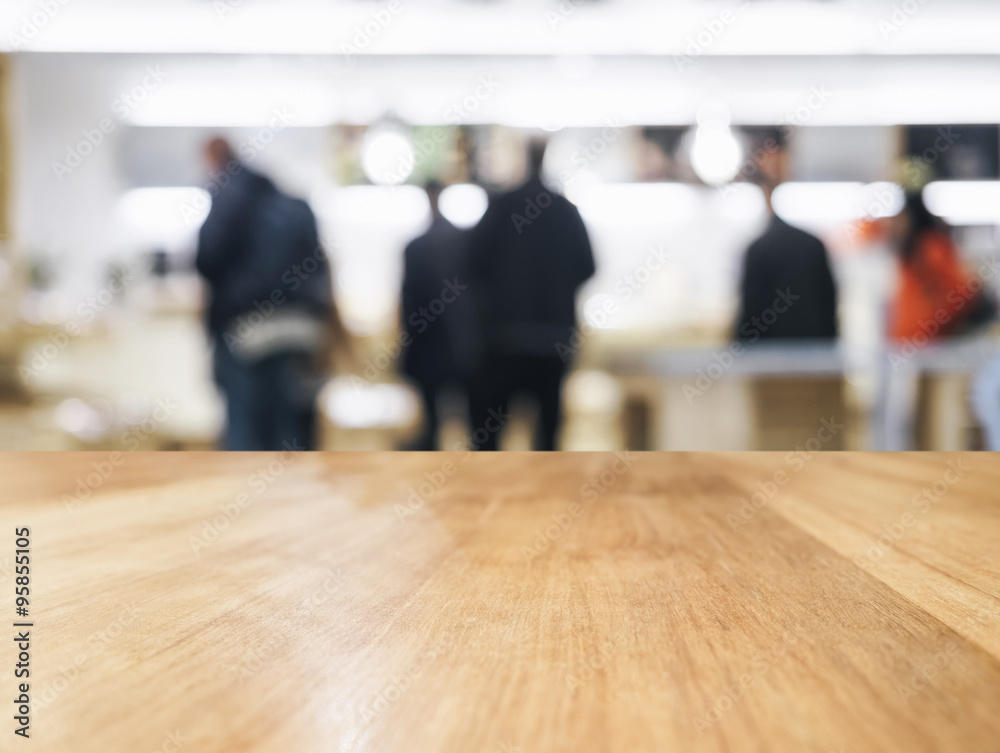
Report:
890,230,972,341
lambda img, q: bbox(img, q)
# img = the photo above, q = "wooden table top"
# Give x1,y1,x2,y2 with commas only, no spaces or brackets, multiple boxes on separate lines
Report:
1,452,998,753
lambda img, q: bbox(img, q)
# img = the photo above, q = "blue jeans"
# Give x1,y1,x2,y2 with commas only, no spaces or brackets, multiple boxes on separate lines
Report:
213,343,319,451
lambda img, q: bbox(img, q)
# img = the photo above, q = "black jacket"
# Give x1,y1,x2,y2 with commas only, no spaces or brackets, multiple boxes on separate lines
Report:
196,167,272,334
196,167,328,335
400,216,477,385
734,215,838,341
467,177,595,357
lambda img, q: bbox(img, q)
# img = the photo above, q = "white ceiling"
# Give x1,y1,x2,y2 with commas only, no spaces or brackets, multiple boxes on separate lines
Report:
18,52,1000,129
3,0,1000,56
8,1,1000,129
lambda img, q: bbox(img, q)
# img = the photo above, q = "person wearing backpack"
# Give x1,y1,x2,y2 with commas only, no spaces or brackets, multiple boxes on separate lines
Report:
195,138,339,451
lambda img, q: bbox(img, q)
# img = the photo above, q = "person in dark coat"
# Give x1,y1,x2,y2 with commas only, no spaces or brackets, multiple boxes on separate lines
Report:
400,180,476,450
734,129,838,341
466,138,596,450
196,137,334,450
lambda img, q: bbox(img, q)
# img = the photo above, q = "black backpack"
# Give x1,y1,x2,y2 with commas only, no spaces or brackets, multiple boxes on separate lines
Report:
232,187,332,316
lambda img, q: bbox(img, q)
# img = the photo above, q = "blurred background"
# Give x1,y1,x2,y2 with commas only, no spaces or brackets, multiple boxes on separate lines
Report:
1,0,1000,451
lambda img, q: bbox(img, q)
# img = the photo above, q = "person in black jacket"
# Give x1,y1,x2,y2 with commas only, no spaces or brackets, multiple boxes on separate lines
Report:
196,138,334,450
400,180,477,450
466,138,596,450
734,129,838,342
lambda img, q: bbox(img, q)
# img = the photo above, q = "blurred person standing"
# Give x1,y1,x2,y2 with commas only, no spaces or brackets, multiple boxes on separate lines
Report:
734,129,839,341
733,129,843,451
400,180,478,450
467,138,595,450
196,138,336,451
888,191,994,342
886,192,996,450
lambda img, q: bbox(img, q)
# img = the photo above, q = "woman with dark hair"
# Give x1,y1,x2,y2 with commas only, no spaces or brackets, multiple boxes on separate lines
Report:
889,192,987,341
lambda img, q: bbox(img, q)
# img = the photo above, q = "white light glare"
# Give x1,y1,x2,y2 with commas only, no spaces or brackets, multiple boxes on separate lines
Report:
324,185,428,226
323,379,418,429
711,183,767,221
923,181,1000,226
690,100,741,187
362,128,415,186
860,182,905,220
116,187,211,248
439,184,488,229
772,182,905,230
690,126,742,187
576,183,699,226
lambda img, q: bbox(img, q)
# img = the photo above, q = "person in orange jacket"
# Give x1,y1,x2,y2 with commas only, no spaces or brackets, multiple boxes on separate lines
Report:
889,192,982,342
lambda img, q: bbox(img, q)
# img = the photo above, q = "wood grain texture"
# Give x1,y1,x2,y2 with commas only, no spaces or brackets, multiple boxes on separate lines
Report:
0,452,998,753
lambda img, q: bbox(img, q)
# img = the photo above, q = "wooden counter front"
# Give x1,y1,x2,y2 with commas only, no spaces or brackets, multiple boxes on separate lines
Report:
0,452,998,752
